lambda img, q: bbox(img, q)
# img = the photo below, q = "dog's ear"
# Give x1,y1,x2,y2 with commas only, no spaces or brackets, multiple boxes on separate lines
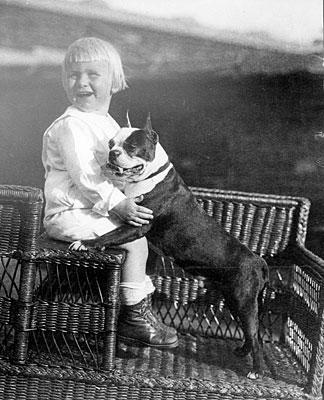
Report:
144,113,159,144
144,113,153,131
126,110,132,128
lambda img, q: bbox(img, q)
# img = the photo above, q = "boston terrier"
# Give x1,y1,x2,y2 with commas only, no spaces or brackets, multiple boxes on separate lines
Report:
74,115,269,379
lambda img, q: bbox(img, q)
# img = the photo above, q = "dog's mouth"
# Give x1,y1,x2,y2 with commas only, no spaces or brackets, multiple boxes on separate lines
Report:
106,162,144,176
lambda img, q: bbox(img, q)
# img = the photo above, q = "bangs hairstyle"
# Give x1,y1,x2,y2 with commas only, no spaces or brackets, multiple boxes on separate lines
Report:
62,37,128,94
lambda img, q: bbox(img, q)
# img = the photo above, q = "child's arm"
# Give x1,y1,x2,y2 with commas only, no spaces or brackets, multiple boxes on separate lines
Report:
56,118,124,214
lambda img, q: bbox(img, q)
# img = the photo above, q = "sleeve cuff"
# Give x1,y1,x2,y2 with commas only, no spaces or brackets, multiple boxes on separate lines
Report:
92,186,126,217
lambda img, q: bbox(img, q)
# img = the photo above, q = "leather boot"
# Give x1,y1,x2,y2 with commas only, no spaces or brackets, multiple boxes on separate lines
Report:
117,297,178,349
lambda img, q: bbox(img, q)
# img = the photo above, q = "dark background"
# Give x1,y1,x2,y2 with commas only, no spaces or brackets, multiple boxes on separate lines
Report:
1,3,324,255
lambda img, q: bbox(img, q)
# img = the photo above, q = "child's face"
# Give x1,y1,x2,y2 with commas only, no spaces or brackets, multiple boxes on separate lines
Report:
64,60,113,114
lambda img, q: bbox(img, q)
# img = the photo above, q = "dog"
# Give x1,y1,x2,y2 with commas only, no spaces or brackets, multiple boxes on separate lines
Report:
74,115,269,379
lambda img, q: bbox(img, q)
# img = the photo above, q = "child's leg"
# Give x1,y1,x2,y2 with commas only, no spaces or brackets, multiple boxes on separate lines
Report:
118,237,149,305
117,237,178,348
120,237,148,282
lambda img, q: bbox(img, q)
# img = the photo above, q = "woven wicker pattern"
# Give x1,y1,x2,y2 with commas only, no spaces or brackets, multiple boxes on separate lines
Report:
0,184,324,399
0,185,125,372
0,185,43,254
191,187,310,256
23,233,125,371
29,251,123,370
0,185,44,368
147,187,324,399
0,335,313,400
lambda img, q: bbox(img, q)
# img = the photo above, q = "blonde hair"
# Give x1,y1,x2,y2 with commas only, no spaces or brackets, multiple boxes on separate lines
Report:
62,37,128,94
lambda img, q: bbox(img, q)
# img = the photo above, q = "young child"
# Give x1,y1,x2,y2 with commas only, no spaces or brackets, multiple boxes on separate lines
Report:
42,37,178,349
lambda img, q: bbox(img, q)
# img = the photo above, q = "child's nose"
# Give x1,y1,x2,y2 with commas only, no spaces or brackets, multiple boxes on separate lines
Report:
77,73,89,87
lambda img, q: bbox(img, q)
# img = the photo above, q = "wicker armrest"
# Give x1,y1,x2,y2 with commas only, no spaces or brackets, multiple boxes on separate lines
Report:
8,232,126,370
21,232,126,266
285,243,324,276
274,248,324,397
22,247,126,268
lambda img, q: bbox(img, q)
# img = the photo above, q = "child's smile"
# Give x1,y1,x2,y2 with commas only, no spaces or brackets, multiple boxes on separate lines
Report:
65,60,113,115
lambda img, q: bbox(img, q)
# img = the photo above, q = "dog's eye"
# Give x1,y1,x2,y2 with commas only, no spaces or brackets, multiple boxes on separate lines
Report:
109,139,115,149
124,142,137,153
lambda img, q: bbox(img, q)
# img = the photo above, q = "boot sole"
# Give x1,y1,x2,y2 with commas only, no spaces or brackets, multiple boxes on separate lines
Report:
117,335,179,349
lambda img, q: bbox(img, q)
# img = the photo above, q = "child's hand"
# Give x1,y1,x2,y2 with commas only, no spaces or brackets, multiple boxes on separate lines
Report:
112,195,153,226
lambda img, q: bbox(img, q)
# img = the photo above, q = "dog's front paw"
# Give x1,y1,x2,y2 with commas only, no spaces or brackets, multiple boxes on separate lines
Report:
91,242,107,252
68,240,88,251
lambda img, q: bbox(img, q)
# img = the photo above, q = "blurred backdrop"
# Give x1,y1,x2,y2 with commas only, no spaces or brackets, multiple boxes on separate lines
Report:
1,0,323,252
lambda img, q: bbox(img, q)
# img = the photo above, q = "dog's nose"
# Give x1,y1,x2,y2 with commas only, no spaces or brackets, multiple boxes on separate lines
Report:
109,149,121,162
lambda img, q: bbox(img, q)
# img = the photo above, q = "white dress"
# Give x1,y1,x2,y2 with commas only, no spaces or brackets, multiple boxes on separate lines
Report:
42,106,126,241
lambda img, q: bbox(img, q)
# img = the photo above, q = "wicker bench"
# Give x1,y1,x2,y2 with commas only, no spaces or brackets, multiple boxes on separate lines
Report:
0,184,324,400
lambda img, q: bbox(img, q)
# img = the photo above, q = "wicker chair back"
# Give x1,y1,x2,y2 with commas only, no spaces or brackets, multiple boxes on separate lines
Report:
190,187,310,257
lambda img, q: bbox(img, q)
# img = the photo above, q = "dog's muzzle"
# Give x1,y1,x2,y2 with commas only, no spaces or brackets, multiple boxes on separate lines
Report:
106,162,144,176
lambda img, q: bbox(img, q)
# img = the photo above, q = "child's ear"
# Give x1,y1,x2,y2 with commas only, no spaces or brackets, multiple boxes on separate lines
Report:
144,113,159,144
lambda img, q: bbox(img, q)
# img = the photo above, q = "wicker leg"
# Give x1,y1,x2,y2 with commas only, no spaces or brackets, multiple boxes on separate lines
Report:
12,260,37,365
101,265,121,370
279,312,288,343
306,287,324,398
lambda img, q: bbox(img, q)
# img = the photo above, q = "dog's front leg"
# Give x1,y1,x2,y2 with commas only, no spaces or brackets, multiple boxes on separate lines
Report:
81,224,152,250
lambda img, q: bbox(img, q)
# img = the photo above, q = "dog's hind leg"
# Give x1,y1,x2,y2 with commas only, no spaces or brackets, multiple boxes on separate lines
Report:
223,278,263,379
235,301,261,379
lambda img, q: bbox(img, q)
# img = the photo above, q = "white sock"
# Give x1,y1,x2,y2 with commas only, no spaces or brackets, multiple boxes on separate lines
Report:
120,280,147,306
120,276,156,306
144,275,156,296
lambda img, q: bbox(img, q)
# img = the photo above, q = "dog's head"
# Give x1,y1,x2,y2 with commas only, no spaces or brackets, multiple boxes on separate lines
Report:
107,115,159,177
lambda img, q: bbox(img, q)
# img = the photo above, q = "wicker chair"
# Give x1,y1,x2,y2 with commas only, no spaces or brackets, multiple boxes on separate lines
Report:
0,184,324,400
0,185,43,365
